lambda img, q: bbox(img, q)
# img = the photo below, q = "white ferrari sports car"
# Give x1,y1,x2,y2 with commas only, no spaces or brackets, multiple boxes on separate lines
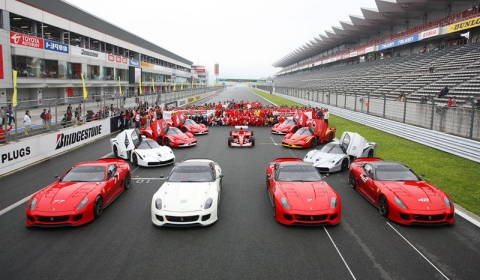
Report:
151,159,223,227
303,131,376,173
110,129,175,167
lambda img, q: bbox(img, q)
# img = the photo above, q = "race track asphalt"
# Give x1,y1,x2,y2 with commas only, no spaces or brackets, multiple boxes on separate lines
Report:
0,86,479,280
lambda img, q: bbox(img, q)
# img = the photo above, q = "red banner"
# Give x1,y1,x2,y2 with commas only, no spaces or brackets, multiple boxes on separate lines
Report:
0,45,3,79
10,31,44,49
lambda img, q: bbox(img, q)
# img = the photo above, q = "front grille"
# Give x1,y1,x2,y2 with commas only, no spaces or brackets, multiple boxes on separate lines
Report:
37,215,70,223
148,158,175,166
166,215,199,222
295,214,328,221
412,214,445,221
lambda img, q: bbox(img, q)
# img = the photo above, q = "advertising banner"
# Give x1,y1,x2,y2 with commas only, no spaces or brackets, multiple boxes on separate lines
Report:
419,28,441,40
44,40,69,53
447,16,480,33
377,34,419,51
70,46,106,60
10,31,44,49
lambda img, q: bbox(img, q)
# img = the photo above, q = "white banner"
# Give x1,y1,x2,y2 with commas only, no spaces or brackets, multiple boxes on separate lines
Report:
70,46,106,60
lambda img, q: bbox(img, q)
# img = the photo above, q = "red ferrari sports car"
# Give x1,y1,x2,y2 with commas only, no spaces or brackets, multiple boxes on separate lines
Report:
228,126,255,147
271,111,310,134
282,119,336,148
266,158,341,226
141,119,197,148
26,158,131,227
348,158,455,225
170,113,209,135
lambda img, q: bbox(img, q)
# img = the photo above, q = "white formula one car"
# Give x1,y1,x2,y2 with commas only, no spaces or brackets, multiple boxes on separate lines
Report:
151,159,223,227
303,131,377,173
111,128,175,167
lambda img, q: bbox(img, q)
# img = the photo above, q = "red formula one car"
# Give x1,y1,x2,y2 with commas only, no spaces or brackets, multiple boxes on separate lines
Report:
26,158,131,227
348,158,455,225
271,112,309,135
266,158,341,226
282,119,336,148
228,126,255,147
170,113,209,135
141,119,197,148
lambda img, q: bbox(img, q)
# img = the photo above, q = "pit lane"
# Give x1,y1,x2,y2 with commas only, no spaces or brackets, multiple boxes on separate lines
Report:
0,86,479,279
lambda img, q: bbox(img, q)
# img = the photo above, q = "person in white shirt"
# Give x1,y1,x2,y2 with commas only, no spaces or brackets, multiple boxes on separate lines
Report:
23,110,32,135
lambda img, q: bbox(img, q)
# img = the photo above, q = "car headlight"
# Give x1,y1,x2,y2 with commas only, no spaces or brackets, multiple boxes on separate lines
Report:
204,198,213,209
330,197,337,208
393,196,406,208
444,196,452,208
76,197,88,210
29,198,37,210
280,197,290,209
155,198,162,210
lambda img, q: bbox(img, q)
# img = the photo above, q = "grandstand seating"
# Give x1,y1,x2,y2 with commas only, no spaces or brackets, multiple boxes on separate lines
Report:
273,42,480,106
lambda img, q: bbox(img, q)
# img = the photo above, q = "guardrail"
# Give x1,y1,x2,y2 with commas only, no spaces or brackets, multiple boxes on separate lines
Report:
274,93,480,164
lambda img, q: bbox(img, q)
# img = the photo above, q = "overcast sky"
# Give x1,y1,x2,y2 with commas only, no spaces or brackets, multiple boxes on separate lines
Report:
64,0,377,81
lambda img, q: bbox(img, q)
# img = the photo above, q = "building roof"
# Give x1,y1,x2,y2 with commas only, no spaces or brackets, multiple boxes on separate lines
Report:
18,0,193,66
272,0,476,68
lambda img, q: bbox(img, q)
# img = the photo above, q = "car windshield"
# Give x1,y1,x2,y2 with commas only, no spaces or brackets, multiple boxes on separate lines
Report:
277,165,322,182
138,138,161,149
375,164,419,181
294,128,313,136
184,119,197,126
282,119,295,125
61,166,105,182
167,127,184,135
168,165,213,182
320,143,344,154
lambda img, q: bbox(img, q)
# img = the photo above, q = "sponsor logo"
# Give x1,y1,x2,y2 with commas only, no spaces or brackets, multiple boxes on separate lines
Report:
1,147,31,164
418,198,430,202
81,49,99,58
10,32,43,48
55,125,102,150
448,16,480,33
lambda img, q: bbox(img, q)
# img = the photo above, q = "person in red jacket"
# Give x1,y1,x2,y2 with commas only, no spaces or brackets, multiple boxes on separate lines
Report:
0,124,13,142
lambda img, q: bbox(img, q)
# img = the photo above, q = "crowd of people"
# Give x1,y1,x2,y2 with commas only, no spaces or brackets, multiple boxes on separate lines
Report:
117,99,330,130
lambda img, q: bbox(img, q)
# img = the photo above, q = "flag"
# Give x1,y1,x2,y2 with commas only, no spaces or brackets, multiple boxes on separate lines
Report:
81,73,88,100
12,70,18,107
139,78,142,95
118,77,122,96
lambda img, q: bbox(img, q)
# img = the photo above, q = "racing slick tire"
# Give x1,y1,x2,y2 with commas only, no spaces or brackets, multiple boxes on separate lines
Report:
250,136,255,147
249,130,254,136
228,136,233,147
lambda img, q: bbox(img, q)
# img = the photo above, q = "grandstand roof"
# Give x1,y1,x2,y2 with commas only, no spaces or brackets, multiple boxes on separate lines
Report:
18,0,194,66
272,0,476,68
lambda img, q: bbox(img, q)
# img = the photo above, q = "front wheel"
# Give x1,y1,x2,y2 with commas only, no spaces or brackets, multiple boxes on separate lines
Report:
132,153,138,166
250,136,255,147
164,138,170,147
349,173,356,189
124,173,131,190
310,137,317,148
113,145,118,157
228,136,233,147
329,133,334,142
379,196,389,217
368,150,374,158
341,159,349,172
94,196,103,218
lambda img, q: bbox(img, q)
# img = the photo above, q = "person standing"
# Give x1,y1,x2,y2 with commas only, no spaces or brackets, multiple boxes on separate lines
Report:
23,110,31,135
323,109,330,125
40,108,48,129
7,106,15,126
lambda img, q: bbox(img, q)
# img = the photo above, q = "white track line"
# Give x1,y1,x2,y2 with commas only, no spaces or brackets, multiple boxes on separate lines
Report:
455,209,480,228
324,226,356,280
387,222,450,280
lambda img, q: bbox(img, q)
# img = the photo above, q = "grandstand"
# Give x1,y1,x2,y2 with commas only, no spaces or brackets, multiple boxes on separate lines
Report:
271,0,480,107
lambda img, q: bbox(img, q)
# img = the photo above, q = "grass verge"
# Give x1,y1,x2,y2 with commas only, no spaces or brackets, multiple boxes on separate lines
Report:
251,88,480,216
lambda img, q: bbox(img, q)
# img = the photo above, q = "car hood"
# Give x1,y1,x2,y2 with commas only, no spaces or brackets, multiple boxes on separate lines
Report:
279,182,332,210
383,181,447,211
34,182,102,212
157,182,213,212
274,123,293,131
137,146,174,158
304,150,343,166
